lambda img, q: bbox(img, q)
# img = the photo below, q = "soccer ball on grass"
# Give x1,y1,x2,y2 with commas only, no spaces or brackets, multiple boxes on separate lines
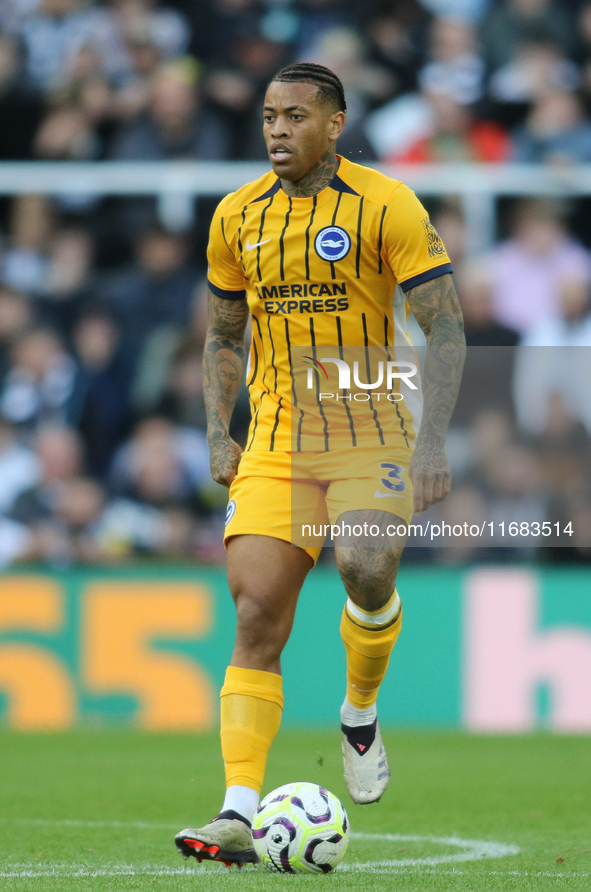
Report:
252,782,349,873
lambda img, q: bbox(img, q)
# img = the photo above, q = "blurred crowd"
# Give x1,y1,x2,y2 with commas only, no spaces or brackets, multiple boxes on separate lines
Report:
4,0,591,167
0,211,252,566
0,0,589,565
408,195,591,565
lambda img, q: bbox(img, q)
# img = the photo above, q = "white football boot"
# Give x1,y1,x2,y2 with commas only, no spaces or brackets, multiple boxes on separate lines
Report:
341,720,390,804
175,812,258,867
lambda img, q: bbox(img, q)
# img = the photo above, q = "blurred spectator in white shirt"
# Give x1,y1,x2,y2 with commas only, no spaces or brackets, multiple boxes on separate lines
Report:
0,326,78,432
7,423,107,564
513,277,591,437
18,0,129,92
0,419,40,513
9,424,83,522
2,195,53,294
488,199,591,338
418,16,485,105
489,40,579,104
519,276,591,346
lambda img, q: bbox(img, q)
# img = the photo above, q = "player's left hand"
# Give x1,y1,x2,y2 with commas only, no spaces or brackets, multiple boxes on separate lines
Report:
409,439,451,514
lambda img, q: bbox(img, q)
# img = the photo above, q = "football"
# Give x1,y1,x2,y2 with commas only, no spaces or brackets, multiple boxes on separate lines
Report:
252,781,349,873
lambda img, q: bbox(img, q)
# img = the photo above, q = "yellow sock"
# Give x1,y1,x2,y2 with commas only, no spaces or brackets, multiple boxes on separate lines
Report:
340,591,403,709
220,666,284,793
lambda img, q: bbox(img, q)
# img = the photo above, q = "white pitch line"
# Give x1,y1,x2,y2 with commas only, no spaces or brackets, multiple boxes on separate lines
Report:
1,821,520,863
0,865,208,878
0,827,521,877
341,832,519,869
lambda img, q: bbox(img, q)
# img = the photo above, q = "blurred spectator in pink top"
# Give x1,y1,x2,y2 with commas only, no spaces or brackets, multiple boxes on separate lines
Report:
488,199,591,338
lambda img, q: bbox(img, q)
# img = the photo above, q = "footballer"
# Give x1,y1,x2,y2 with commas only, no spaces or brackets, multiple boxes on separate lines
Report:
175,62,465,867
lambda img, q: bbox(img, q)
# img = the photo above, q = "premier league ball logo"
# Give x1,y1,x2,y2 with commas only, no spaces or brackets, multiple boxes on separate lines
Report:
314,226,351,262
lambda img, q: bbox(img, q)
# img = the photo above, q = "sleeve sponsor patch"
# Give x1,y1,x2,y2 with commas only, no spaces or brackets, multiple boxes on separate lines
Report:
422,218,447,258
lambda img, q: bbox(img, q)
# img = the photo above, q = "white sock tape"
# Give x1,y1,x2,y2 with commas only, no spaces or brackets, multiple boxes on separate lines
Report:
346,592,401,627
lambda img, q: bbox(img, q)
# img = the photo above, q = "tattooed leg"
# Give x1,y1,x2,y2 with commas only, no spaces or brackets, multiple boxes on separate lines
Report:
334,509,407,610
336,508,404,803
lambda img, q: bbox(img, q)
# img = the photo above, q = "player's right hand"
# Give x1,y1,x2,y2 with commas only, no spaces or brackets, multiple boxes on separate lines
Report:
409,439,451,514
208,435,243,487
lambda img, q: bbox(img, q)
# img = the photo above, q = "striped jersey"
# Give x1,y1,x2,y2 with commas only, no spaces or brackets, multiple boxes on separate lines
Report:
207,155,452,453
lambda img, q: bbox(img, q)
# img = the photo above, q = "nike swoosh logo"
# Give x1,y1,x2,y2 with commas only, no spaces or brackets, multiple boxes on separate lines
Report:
374,490,403,498
245,239,271,251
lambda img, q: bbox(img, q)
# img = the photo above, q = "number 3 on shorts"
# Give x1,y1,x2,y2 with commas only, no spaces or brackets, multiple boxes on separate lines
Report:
379,462,406,493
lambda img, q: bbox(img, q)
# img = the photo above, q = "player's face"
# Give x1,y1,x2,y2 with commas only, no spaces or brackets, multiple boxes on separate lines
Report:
263,81,344,182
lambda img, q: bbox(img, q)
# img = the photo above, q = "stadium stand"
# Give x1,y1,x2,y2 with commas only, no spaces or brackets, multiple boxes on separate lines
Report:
0,0,589,564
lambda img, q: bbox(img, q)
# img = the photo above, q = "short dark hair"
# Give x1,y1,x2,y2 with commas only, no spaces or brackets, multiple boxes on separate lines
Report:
270,62,347,114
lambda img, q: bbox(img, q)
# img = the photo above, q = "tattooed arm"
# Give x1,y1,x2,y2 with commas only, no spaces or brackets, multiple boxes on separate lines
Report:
406,273,465,513
203,290,250,486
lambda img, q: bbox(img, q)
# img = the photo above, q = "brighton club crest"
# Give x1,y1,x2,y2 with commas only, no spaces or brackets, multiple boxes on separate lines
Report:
314,226,351,262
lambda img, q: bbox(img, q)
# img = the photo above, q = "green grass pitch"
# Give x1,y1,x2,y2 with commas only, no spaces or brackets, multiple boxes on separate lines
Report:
0,729,590,891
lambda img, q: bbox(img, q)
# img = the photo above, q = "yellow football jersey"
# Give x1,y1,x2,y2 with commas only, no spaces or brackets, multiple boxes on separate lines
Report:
207,155,452,453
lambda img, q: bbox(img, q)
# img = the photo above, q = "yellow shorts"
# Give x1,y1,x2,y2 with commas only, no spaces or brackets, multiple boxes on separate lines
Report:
224,447,414,564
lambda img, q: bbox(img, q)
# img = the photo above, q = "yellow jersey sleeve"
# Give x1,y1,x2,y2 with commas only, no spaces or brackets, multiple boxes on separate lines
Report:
207,195,247,300
382,183,452,292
